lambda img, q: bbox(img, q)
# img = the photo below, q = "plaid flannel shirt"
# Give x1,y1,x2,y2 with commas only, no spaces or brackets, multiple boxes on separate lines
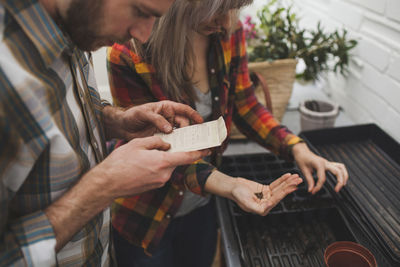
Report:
0,0,110,266
107,22,302,254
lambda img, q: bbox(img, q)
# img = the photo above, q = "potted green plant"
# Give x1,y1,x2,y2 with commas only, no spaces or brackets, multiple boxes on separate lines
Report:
243,0,357,122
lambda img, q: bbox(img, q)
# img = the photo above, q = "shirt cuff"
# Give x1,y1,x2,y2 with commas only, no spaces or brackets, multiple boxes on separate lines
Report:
101,99,112,108
284,135,304,161
11,210,57,266
183,161,216,195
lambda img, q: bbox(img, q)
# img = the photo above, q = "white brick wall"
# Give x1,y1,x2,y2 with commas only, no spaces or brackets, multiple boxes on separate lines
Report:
387,0,400,23
244,0,400,141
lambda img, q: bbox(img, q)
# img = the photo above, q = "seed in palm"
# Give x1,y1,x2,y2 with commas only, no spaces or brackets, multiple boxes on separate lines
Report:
255,184,264,200
254,191,263,200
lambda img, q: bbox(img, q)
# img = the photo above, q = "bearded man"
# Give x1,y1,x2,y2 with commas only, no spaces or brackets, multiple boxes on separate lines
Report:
0,0,209,266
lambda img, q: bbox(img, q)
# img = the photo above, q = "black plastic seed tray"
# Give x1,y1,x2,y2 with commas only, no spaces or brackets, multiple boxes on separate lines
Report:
221,154,334,214
299,124,400,265
219,153,357,267
234,208,355,267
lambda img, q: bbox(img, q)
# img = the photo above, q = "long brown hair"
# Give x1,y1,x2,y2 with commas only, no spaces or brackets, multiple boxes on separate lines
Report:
134,0,253,102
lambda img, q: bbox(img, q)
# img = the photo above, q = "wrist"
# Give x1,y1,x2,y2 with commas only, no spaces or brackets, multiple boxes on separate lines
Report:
45,166,112,251
82,163,116,204
204,170,236,200
292,142,308,158
102,105,125,140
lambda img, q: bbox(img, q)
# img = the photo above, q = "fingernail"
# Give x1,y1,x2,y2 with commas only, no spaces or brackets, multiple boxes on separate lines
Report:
163,124,172,132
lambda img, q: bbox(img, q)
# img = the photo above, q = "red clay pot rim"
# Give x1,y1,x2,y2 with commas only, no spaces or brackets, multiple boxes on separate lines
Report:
324,241,377,267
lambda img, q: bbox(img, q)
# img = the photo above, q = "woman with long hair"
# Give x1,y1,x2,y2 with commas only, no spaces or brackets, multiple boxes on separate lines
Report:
107,0,348,266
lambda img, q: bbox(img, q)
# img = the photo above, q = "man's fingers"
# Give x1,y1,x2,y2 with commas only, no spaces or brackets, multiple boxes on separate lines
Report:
174,115,190,128
144,101,204,132
163,101,204,124
167,149,210,166
146,113,174,133
157,102,175,126
128,136,171,151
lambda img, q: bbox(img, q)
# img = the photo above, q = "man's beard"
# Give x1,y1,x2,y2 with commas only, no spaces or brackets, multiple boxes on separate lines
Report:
62,0,104,51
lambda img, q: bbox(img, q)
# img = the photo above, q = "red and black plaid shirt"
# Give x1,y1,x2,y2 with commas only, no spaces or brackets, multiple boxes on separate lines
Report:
107,22,302,254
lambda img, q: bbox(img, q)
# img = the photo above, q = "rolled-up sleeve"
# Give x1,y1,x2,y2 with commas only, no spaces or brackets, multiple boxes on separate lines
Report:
1,211,57,266
171,159,217,195
0,115,56,267
230,23,302,160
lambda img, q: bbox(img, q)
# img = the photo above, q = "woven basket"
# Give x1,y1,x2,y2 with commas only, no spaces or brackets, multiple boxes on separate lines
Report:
230,58,297,139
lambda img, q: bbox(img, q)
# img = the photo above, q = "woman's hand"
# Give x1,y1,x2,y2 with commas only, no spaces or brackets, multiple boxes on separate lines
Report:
205,171,302,216
231,173,302,216
292,142,349,194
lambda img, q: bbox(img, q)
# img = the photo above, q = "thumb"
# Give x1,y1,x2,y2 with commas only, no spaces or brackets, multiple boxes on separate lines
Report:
129,136,171,151
166,149,210,167
145,112,174,133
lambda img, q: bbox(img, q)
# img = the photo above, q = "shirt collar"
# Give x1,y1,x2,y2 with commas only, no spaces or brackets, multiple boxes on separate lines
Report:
2,0,72,66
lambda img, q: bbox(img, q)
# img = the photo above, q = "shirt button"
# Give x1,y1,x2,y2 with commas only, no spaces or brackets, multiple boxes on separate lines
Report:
210,68,215,74
93,142,98,149
178,190,183,196
214,96,219,102
165,214,171,219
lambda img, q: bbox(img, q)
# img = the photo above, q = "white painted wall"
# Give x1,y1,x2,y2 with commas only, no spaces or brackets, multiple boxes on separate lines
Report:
92,47,112,103
244,0,400,141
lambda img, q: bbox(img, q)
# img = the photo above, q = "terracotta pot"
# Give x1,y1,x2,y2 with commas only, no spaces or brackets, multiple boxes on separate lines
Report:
324,241,377,267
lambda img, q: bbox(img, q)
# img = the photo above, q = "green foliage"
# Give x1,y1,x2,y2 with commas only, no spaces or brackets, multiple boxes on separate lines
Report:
247,0,358,81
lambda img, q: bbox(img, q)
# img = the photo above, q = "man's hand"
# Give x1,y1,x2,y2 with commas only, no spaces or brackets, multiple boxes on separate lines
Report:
205,171,302,216
46,136,209,251
230,174,302,216
103,101,204,140
94,136,209,198
292,142,349,194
